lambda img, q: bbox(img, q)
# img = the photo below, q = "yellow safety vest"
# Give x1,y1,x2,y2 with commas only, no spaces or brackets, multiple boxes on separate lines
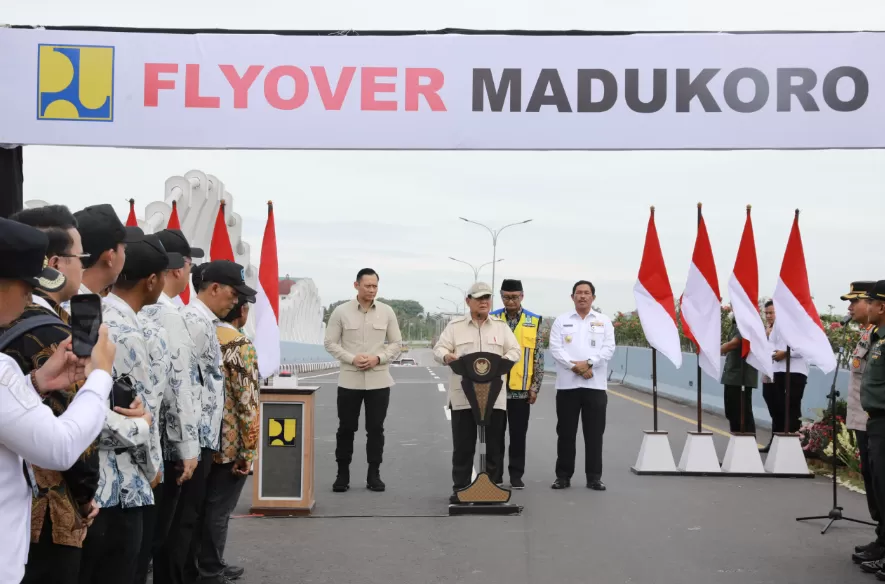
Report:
491,309,540,391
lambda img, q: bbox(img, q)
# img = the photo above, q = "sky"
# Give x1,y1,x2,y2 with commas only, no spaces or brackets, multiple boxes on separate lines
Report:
5,1,885,318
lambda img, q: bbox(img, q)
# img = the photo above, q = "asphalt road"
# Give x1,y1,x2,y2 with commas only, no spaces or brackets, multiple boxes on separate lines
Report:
225,349,875,584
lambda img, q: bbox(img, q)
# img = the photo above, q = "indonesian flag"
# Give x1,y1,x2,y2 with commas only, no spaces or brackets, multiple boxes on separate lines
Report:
679,205,722,380
727,206,773,378
210,200,235,262
125,199,138,227
253,202,281,378
772,210,837,373
633,207,683,368
166,200,190,306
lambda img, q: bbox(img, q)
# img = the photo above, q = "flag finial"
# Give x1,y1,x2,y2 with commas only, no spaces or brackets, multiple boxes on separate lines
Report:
267,200,273,210
220,199,226,207
746,204,752,211
650,205,655,214
697,202,702,209
171,199,177,209
794,208,800,217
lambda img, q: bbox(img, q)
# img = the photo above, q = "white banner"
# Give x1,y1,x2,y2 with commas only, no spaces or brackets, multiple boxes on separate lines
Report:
1,28,883,150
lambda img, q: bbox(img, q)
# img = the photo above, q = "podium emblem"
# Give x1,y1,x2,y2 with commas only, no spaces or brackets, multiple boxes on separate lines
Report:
474,357,491,376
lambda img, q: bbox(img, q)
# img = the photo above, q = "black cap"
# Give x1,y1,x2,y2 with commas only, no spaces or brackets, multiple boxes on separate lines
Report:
0,217,66,292
865,281,885,302
200,260,257,297
500,279,523,293
118,234,172,281
75,204,144,262
156,228,204,259
191,262,207,291
842,281,875,301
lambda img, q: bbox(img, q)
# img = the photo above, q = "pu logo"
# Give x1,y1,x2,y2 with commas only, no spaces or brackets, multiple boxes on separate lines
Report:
37,44,115,122
268,418,297,447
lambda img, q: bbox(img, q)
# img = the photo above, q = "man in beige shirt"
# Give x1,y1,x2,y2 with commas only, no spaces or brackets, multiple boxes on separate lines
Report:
433,282,520,500
324,268,402,493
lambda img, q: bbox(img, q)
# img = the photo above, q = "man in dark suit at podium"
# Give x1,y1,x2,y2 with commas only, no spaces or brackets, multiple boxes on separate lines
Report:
433,282,520,502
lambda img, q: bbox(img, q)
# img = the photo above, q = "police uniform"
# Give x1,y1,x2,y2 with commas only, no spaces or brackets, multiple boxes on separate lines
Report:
840,281,882,563
489,279,544,488
858,281,885,577
0,217,113,584
433,282,521,496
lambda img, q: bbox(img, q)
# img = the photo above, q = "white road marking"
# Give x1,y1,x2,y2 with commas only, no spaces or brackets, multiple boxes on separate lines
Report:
437,383,446,392
298,371,339,380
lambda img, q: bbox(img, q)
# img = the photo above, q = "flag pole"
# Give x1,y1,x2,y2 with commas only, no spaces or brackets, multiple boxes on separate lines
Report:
739,204,750,434
696,202,703,434
782,208,800,435
652,348,659,432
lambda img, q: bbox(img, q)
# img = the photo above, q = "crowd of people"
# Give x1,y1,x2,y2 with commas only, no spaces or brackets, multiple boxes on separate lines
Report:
0,204,261,584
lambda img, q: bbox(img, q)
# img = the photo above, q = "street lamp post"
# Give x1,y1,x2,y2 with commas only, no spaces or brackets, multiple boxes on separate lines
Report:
444,282,468,311
448,257,504,282
440,296,461,314
459,217,533,309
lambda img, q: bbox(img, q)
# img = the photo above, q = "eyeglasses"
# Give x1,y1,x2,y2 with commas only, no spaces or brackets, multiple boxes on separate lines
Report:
56,252,91,261
471,295,492,301
501,295,522,302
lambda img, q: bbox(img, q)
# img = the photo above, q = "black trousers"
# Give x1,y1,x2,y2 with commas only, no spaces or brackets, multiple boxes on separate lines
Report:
196,463,248,583
497,398,531,482
555,389,608,481
78,505,145,584
153,448,214,584
856,430,884,542
133,462,183,584
21,512,81,584
336,387,391,468
865,418,885,546
451,408,506,490
723,385,756,434
766,373,807,433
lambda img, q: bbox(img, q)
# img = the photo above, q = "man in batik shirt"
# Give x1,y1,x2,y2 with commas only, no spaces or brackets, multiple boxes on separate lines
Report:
195,292,259,584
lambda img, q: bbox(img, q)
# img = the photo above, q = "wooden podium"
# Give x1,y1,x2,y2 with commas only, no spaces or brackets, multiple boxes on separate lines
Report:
250,378,319,516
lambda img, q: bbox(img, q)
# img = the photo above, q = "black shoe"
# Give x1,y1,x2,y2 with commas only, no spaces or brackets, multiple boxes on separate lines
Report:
876,568,885,582
367,470,386,492
862,558,885,573
854,546,885,564
858,541,880,553
449,493,460,504
333,470,350,492
587,480,607,491
223,565,245,580
551,478,570,489
511,477,525,489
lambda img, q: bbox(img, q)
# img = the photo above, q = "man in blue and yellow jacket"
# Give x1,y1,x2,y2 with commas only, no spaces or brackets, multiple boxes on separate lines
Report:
490,279,544,489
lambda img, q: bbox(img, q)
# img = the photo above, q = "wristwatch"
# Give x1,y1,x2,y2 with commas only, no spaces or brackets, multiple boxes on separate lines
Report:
586,359,593,367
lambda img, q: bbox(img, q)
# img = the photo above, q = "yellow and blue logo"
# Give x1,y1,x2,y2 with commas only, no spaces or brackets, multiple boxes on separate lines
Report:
37,44,114,122
268,418,297,447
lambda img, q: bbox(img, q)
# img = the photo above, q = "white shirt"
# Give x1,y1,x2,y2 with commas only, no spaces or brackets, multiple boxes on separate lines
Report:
139,294,201,461
548,309,616,390
181,298,225,451
769,323,809,376
0,353,112,584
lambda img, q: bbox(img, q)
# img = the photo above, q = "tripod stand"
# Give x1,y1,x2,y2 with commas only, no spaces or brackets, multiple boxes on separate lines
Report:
797,349,876,534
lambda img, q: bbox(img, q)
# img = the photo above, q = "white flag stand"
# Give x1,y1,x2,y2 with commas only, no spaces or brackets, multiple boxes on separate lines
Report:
764,434,812,476
721,434,765,474
631,431,679,474
677,431,721,473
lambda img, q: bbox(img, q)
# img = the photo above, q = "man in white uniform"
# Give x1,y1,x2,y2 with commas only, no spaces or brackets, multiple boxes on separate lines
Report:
0,217,116,583
547,280,616,491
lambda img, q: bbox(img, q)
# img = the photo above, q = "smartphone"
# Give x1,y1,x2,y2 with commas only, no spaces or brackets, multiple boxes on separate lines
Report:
70,294,103,358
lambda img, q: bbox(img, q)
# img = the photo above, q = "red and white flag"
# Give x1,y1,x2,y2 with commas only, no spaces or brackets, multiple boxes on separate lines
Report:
633,207,683,368
125,198,138,227
680,204,722,380
772,210,837,373
166,200,190,306
727,206,773,379
209,200,235,262
252,202,281,378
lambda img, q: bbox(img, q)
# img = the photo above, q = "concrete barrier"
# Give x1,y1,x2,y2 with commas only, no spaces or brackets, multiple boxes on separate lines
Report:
542,346,844,429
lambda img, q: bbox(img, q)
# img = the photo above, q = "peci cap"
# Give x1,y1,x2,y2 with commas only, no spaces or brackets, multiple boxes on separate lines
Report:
0,217,66,292
467,281,493,298
117,234,172,282
865,280,885,302
200,260,257,297
841,281,875,301
156,228,204,259
74,204,144,262
500,279,523,293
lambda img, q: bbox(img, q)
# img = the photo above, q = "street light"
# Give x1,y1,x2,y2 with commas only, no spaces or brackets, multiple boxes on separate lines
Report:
440,296,461,314
444,282,468,311
459,217,533,309
448,257,505,282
